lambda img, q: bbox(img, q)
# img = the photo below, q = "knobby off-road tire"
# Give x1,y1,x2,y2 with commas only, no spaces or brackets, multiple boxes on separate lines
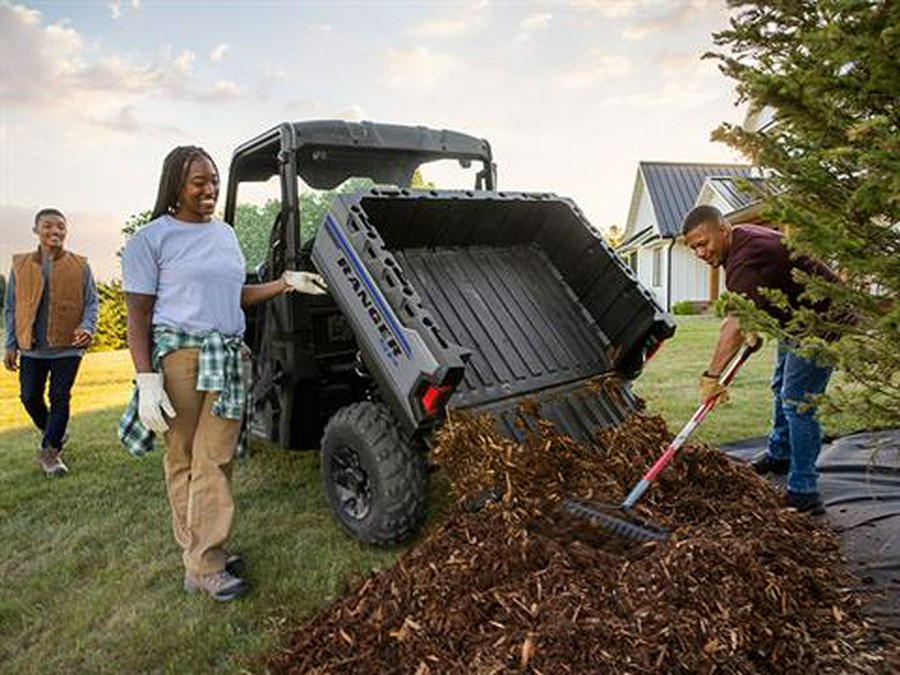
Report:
320,401,428,546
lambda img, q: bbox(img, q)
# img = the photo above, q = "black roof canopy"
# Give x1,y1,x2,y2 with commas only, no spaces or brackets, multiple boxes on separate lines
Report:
228,120,494,190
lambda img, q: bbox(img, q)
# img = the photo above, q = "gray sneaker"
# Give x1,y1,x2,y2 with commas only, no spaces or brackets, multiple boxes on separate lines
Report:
37,447,68,477
184,569,249,601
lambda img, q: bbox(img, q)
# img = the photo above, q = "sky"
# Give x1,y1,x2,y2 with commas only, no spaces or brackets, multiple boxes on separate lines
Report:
1,0,748,280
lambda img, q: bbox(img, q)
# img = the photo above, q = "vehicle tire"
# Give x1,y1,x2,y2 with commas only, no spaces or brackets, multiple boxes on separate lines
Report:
320,401,427,546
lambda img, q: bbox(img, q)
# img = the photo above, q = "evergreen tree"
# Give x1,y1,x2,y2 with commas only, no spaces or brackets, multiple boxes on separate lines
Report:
709,0,900,426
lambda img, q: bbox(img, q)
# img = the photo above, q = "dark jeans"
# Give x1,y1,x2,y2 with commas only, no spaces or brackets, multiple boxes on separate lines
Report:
766,341,833,495
19,355,82,451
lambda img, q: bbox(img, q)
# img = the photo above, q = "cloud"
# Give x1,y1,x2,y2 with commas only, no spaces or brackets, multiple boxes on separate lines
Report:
331,105,368,121
88,104,185,136
557,49,631,89
0,4,84,107
569,0,707,22
622,1,696,40
569,0,645,19
410,0,489,37
210,43,230,63
197,79,241,102
594,52,726,111
254,63,289,100
0,4,241,117
516,11,553,42
94,105,141,133
520,12,553,32
109,0,140,19
383,47,456,92
283,100,369,122
596,79,722,110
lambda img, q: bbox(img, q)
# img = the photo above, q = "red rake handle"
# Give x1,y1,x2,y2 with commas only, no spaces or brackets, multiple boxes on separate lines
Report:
621,342,755,510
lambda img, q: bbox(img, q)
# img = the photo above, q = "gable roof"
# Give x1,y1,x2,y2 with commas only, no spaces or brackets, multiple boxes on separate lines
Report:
638,161,753,238
704,175,768,213
619,225,656,250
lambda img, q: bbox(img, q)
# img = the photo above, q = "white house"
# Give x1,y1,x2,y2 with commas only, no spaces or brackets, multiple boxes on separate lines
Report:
618,161,761,311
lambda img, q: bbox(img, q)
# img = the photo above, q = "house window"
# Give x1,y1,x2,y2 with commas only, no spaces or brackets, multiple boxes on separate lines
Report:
628,252,638,272
652,248,662,287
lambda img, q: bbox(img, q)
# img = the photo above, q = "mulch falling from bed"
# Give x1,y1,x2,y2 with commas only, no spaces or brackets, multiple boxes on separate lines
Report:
264,408,900,674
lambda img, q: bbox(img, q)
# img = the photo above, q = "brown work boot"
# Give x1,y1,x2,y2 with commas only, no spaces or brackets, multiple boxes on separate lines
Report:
183,569,249,602
36,447,68,477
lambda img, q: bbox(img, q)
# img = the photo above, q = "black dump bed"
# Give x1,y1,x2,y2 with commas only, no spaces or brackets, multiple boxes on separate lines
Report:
312,188,675,443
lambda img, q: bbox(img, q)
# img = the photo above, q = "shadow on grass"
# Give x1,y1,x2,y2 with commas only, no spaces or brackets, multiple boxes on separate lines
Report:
0,405,451,675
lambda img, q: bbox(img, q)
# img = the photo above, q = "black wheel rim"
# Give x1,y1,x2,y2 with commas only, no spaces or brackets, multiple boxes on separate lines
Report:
330,444,372,521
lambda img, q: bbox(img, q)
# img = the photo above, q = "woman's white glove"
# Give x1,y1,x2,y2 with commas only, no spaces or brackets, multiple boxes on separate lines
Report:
283,271,327,295
136,373,176,433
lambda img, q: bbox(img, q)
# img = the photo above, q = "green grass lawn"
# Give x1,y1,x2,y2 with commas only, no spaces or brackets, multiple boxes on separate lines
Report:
0,318,868,673
0,352,404,674
633,315,866,447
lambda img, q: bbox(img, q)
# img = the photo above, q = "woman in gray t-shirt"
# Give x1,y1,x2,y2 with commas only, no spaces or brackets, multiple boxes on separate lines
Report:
121,146,317,602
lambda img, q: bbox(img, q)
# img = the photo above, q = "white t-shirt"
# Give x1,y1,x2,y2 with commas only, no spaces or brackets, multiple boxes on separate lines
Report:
121,215,247,336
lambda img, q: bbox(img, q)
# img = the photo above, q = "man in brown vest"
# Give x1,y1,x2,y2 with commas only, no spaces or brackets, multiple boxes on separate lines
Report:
3,208,99,476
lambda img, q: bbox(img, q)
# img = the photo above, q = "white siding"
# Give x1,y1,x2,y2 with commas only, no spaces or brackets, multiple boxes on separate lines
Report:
637,244,666,307
635,247,657,303
670,242,710,305
696,183,732,214
629,180,667,306
634,185,658,235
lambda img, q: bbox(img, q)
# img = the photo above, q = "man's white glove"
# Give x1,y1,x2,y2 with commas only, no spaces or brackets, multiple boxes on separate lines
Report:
283,271,327,295
136,373,176,433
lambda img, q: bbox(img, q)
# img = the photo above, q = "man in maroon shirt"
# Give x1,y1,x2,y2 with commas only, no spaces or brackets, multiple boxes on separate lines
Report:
681,205,837,515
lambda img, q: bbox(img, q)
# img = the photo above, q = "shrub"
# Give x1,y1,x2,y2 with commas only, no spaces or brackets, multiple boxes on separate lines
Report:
92,280,127,351
672,300,699,316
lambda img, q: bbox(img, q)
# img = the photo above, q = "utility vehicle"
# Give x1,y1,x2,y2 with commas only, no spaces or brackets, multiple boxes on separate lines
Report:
224,121,675,545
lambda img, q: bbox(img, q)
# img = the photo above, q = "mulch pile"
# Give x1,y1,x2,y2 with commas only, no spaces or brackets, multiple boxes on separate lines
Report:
264,404,900,674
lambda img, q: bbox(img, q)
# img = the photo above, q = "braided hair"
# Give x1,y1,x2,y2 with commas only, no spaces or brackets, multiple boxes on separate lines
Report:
151,146,219,220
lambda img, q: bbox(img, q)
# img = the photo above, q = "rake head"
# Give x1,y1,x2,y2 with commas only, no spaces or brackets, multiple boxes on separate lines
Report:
562,498,670,543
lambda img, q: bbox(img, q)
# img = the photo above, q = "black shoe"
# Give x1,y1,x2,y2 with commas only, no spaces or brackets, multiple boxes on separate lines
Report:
786,491,826,516
224,552,244,576
750,453,790,476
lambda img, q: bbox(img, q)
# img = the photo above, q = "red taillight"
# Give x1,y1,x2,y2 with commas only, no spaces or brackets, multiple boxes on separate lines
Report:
421,384,451,417
644,338,663,362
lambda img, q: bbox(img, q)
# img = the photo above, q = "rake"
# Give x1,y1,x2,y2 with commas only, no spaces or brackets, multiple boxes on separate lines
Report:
563,341,757,542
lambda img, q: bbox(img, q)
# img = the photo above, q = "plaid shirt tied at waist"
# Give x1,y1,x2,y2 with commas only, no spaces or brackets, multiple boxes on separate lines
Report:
119,328,248,457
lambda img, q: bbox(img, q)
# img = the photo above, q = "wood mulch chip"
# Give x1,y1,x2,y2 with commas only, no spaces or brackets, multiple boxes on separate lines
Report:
263,407,900,674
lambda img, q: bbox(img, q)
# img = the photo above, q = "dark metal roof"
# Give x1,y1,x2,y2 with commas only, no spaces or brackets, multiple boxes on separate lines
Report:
640,162,752,238
706,175,768,214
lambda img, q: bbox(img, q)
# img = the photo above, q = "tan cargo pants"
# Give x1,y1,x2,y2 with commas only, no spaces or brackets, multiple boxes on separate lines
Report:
161,348,241,575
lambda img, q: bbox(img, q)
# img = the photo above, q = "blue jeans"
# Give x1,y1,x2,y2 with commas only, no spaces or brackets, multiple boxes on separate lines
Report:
19,355,82,451
766,341,833,494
